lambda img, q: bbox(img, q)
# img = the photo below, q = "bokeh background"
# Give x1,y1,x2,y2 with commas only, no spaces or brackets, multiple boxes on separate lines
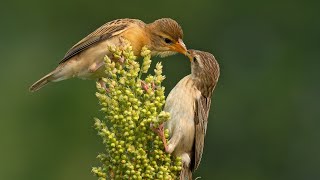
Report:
1,0,319,179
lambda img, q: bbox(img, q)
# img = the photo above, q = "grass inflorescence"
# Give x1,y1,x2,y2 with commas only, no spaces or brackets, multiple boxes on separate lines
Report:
92,44,182,180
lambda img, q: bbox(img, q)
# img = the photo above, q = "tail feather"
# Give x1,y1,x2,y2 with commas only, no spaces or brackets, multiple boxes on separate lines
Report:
29,72,55,92
180,166,192,180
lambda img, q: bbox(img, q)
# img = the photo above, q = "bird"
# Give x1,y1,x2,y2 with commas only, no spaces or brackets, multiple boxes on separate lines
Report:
29,18,187,92
161,50,220,179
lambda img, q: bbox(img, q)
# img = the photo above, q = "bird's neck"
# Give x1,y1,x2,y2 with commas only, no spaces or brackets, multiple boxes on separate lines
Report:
191,74,213,98
121,26,151,56
190,74,202,88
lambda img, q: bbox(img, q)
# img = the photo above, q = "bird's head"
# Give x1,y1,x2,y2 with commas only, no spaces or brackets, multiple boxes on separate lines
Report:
187,49,220,96
147,18,187,57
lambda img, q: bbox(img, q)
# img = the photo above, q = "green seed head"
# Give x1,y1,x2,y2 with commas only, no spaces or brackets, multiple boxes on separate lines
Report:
93,44,179,179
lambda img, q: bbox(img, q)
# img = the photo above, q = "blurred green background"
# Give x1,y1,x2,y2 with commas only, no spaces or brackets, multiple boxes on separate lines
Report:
1,0,319,179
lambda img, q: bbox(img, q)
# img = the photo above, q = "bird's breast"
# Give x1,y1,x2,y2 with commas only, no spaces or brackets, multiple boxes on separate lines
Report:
164,76,201,154
164,76,199,119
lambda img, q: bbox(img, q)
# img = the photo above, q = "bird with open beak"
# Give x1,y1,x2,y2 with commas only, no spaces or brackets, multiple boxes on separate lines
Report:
158,50,220,179
29,18,187,92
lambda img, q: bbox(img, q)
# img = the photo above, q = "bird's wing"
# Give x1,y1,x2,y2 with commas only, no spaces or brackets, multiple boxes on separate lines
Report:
192,95,211,171
59,19,142,64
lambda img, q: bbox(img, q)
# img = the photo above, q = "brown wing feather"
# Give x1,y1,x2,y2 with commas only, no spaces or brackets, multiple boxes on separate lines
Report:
59,19,143,64
191,52,220,171
192,95,211,171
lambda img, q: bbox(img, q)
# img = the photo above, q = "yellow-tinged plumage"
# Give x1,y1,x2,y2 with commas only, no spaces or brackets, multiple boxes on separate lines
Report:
29,18,187,92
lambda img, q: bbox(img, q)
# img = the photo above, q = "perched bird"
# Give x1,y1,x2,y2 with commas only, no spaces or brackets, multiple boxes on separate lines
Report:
162,50,220,179
29,18,187,92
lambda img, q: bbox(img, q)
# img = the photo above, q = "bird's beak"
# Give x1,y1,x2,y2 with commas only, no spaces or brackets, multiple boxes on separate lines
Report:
171,38,187,55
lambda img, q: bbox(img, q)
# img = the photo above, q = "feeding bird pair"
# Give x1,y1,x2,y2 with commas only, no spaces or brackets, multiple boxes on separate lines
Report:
29,18,220,179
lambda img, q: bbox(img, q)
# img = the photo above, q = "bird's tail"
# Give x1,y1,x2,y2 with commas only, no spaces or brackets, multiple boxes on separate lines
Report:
29,71,55,92
180,166,192,180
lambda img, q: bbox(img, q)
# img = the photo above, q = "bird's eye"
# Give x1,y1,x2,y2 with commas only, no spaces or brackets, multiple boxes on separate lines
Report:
164,38,173,44
193,57,197,62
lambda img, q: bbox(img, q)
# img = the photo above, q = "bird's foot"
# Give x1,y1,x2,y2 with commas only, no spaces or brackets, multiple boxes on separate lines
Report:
150,123,169,152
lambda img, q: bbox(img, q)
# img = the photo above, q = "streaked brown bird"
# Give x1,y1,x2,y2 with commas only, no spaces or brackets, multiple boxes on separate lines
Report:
163,50,220,179
29,18,187,92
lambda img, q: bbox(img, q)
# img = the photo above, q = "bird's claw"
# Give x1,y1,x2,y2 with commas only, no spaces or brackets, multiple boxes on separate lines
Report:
150,123,169,152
